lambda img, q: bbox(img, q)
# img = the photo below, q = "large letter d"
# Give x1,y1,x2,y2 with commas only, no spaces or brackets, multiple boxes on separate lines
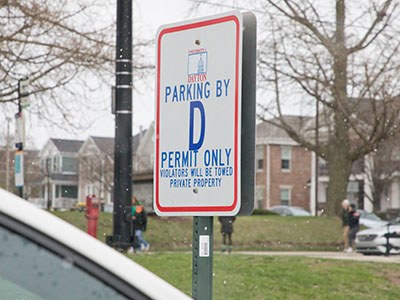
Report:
189,101,205,151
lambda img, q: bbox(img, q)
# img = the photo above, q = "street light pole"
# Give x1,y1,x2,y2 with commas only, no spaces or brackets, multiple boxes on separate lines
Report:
107,0,133,250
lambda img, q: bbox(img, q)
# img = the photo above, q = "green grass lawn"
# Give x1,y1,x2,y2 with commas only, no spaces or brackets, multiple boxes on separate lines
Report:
52,211,344,251
51,211,400,299
131,252,400,300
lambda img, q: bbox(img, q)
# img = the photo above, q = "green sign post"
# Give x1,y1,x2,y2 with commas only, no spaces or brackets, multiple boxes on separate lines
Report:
155,11,256,300
192,217,214,300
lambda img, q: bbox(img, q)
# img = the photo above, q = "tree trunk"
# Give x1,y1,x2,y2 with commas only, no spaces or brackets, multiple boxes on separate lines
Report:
372,177,384,212
325,0,351,217
326,139,352,216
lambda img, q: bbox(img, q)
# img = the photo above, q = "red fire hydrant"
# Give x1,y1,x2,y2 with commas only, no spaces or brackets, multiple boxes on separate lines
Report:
85,195,99,238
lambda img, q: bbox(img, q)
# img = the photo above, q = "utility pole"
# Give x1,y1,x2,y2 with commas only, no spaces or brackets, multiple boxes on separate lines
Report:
5,117,11,191
106,0,133,250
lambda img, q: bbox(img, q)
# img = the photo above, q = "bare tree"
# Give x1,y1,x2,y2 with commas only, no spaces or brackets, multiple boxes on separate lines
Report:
79,152,114,202
0,0,152,130
192,0,400,215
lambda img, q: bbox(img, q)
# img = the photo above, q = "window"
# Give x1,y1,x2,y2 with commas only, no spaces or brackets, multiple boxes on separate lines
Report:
347,181,360,205
61,186,78,199
45,158,52,173
281,147,291,171
256,186,265,209
280,188,291,206
53,157,58,172
0,222,132,300
55,185,61,198
86,184,95,196
256,147,264,170
62,157,78,173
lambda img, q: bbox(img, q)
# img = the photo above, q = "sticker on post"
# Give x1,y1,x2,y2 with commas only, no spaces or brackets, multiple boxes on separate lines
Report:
199,235,210,257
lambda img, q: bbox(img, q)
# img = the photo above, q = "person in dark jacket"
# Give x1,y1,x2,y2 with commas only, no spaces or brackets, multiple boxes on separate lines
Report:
218,216,236,253
347,203,360,253
132,197,149,252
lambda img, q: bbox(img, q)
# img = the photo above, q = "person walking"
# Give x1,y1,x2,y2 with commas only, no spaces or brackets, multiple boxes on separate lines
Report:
347,203,360,253
132,197,149,252
341,199,350,251
218,216,236,253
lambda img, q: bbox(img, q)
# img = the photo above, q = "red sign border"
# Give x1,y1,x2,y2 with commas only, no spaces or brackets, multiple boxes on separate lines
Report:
155,14,241,213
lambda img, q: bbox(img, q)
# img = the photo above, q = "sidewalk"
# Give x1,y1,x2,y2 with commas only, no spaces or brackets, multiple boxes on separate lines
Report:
237,251,400,264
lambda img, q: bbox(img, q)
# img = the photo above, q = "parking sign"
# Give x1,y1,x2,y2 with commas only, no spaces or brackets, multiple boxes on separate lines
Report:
154,11,243,216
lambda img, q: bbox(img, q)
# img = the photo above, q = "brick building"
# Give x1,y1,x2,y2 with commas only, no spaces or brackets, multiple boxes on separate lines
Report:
255,116,314,212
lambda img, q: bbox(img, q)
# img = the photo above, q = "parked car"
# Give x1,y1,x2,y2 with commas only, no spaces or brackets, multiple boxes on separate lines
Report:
0,188,191,300
357,209,388,228
269,206,311,216
355,218,400,255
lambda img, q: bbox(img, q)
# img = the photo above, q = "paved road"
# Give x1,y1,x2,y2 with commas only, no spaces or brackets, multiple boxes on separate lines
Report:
237,251,400,264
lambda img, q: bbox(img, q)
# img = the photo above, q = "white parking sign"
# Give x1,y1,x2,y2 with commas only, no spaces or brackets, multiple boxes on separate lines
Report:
154,11,243,216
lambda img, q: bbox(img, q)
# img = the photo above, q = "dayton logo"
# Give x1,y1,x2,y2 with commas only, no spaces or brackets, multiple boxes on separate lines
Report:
187,48,208,83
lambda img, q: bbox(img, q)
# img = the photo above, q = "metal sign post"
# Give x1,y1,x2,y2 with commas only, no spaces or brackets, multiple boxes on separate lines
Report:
192,216,213,300
155,11,256,300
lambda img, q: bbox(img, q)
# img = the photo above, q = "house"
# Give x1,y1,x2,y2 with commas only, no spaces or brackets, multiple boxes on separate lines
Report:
256,116,314,212
78,128,153,212
132,123,154,212
255,115,379,214
30,138,84,209
78,136,114,210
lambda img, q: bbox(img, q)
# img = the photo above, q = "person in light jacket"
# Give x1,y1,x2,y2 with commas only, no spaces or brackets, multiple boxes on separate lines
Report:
341,199,350,251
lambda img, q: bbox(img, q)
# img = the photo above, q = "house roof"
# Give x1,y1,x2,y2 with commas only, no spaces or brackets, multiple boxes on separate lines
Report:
50,139,84,153
133,129,146,153
89,130,146,157
91,136,114,157
257,115,313,140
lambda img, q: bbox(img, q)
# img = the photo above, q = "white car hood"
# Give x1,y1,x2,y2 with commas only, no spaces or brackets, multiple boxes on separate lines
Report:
359,218,388,228
0,188,191,300
357,224,400,236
